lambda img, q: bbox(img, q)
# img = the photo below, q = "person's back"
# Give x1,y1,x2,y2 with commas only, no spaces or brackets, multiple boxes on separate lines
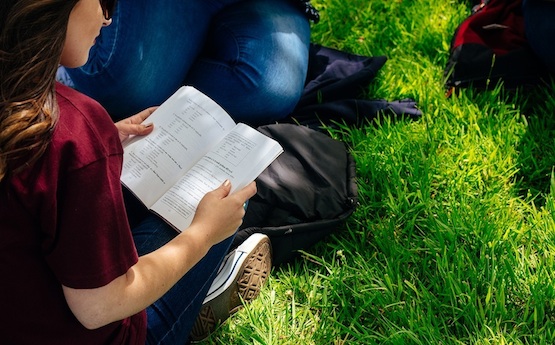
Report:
0,84,147,344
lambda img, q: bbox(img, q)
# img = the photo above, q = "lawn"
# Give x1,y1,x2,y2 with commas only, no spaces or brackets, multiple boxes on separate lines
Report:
198,0,555,344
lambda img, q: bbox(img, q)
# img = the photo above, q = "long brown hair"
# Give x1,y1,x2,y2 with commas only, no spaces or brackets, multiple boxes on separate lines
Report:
0,0,79,181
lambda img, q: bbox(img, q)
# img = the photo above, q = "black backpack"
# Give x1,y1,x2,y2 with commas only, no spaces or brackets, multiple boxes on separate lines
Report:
444,0,550,92
233,123,358,266
231,44,423,266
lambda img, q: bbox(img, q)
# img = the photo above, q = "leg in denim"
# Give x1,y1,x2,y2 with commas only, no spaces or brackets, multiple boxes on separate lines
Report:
66,0,225,120
185,0,311,125
65,0,310,124
131,214,234,344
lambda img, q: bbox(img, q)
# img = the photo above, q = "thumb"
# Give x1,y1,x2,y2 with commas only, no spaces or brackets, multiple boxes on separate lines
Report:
213,179,232,198
129,123,154,136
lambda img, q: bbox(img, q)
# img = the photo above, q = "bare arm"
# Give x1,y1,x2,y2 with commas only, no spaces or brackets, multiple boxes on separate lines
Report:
62,180,257,329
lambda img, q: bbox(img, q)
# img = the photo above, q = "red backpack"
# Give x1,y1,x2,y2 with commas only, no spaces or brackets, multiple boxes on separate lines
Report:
444,0,550,93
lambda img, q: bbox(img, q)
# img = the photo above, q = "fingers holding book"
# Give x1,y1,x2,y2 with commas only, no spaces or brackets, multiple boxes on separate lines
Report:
190,181,257,245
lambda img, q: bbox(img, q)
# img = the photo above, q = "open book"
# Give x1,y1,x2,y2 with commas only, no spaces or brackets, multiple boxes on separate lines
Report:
121,86,283,232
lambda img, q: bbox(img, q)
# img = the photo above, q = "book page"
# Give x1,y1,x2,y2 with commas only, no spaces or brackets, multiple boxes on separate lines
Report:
150,123,283,231
121,86,236,207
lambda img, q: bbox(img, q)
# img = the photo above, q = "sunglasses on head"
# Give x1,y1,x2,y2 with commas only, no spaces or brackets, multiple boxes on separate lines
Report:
99,0,116,20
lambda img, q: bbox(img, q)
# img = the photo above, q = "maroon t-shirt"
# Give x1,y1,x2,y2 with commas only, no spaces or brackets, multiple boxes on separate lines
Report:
0,84,147,344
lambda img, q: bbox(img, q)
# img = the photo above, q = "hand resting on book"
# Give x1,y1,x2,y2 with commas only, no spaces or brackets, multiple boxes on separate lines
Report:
190,180,257,244
114,107,157,142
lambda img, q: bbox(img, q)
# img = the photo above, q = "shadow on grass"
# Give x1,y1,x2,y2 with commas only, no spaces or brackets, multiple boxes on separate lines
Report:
513,81,555,206
453,78,555,206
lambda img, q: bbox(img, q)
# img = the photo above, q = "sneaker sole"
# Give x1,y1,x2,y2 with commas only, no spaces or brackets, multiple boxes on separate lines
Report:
190,234,272,342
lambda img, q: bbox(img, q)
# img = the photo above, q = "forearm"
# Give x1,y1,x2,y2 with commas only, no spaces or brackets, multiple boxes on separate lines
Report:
63,180,254,329
63,226,211,329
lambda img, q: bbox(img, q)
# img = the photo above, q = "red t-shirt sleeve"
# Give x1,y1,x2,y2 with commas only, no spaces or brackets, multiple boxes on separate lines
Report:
2,84,146,344
49,155,138,288
42,85,139,289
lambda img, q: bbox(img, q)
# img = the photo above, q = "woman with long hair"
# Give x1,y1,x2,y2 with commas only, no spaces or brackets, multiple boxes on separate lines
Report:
0,1,266,343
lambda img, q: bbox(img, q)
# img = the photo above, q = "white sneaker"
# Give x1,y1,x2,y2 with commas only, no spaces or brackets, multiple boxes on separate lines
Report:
190,233,272,342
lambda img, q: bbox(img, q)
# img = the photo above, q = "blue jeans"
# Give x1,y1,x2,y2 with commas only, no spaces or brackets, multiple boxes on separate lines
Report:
126,187,234,345
522,0,555,72
66,0,311,125
132,215,233,345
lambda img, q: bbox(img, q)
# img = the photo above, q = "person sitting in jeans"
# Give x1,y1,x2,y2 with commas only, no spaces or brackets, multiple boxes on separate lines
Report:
58,0,315,125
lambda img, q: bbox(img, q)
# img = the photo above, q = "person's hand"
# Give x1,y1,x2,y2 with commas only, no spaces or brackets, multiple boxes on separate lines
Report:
189,180,257,246
114,107,157,142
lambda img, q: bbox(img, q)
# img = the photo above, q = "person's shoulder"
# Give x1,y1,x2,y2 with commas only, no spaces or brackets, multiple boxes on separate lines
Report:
53,83,122,168
55,82,109,120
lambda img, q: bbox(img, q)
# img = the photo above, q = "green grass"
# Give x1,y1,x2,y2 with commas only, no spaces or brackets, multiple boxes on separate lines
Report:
198,0,555,343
